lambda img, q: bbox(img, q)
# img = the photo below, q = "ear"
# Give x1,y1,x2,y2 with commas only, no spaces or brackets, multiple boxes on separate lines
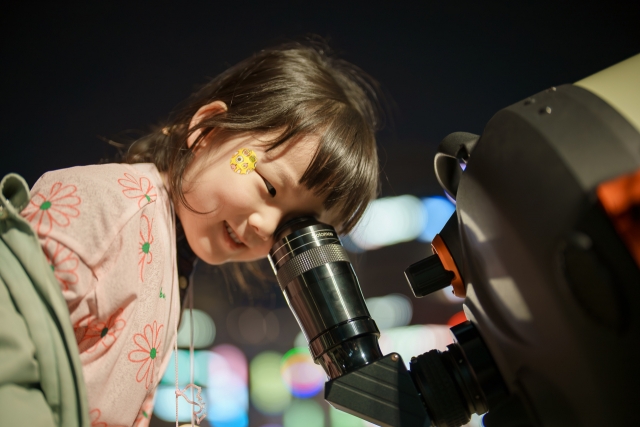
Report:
186,100,228,150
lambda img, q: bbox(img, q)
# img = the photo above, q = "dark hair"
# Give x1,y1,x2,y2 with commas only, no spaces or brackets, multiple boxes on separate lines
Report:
124,41,383,234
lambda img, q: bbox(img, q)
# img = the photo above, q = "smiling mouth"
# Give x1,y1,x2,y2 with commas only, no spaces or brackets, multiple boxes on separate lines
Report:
225,222,244,245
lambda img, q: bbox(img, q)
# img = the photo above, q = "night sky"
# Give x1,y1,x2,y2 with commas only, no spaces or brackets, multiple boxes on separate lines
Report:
3,2,639,194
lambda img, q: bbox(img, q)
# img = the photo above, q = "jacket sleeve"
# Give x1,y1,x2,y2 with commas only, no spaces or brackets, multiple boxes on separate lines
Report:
0,173,90,427
0,271,58,427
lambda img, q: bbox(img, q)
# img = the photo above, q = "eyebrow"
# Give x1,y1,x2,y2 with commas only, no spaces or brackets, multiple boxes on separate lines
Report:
272,162,297,189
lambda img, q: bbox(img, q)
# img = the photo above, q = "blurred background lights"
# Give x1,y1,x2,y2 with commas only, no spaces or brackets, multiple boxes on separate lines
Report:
176,308,216,349
227,308,281,345
211,344,248,383
418,196,456,242
293,331,308,349
280,347,326,398
160,349,210,387
348,195,425,250
339,234,367,253
208,346,249,427
206,393,249,427
239,308,267,344
154,384,210,423
345,194,456,251
156,345,249,425
282,399,324,427
365,293,413,329
330,405,369,427
250,351,291,415
264,311,280,342
378,325,452,368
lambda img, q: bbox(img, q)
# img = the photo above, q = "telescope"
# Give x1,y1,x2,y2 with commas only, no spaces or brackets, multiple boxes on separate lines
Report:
268,54,640,427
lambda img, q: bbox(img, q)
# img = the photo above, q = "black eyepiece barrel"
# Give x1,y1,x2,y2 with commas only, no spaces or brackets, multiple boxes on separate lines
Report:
269,217,382,379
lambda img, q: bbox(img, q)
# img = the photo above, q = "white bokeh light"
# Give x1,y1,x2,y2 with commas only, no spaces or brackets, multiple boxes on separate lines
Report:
348,195,425,250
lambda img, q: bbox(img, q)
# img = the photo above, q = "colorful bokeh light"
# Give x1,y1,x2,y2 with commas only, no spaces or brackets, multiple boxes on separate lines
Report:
280,347,326,398
208,345,249,427
155,344,248,425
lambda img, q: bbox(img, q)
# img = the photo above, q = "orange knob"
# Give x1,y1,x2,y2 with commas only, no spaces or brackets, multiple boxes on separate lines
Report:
431,234,466,297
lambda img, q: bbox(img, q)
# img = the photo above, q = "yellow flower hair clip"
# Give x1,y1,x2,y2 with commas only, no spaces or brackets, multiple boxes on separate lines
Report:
229,148,258,174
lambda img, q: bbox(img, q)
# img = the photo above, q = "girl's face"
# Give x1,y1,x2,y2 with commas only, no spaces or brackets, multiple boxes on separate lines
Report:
175,131,332,265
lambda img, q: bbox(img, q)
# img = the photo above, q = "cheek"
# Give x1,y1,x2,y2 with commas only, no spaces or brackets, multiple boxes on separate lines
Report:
240,244,272,262
182,168,236,212
224,177,262,208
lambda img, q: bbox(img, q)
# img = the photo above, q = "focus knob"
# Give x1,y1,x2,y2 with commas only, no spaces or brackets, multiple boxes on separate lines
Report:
405,254,454,297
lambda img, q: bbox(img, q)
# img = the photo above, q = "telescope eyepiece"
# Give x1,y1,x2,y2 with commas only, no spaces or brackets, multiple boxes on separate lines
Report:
269,217,382,379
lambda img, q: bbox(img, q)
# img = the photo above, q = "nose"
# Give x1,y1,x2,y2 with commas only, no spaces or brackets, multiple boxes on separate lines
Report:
247,207,282,242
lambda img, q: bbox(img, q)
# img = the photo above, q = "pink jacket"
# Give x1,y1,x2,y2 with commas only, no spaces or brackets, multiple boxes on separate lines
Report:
22,163,180,427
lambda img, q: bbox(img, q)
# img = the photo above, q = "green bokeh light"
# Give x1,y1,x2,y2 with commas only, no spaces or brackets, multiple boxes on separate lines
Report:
330,405,366,427
283,399,324,427
250,351,291,415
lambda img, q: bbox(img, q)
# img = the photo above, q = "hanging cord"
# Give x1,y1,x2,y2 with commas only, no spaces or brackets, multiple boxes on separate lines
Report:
174,280,206,425
174,281,179,427
189,282,195,425
174,219,206,425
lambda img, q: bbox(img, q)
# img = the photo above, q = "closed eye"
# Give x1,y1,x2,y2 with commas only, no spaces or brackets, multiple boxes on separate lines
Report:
263,177,277,197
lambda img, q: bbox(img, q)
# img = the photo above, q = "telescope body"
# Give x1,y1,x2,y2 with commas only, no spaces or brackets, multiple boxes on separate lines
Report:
270,54,640,427
457,82,640,426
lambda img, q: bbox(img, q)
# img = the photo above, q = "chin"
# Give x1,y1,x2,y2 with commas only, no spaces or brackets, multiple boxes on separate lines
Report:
192,242,268,265
196,250,254,265
189,243,228,265
196,254,227,266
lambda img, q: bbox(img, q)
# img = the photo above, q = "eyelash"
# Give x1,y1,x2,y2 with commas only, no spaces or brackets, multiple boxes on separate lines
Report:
263,177,277,197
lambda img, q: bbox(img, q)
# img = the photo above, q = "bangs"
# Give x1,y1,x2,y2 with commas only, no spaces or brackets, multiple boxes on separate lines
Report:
269,104,379,234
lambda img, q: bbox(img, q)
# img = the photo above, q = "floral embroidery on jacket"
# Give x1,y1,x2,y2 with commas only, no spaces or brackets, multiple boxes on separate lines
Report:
128,321,164,389
89,408,107,427
42,238,79,291
75,308,126,354
22,182,81,236
138,214,154,282
118,173,157,208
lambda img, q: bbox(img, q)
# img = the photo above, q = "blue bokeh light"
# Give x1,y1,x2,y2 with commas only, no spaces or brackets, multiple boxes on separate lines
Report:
160,350,210,387
418,196,456,242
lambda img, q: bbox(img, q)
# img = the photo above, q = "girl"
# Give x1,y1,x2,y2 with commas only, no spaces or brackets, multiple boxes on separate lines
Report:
20,42,383,426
